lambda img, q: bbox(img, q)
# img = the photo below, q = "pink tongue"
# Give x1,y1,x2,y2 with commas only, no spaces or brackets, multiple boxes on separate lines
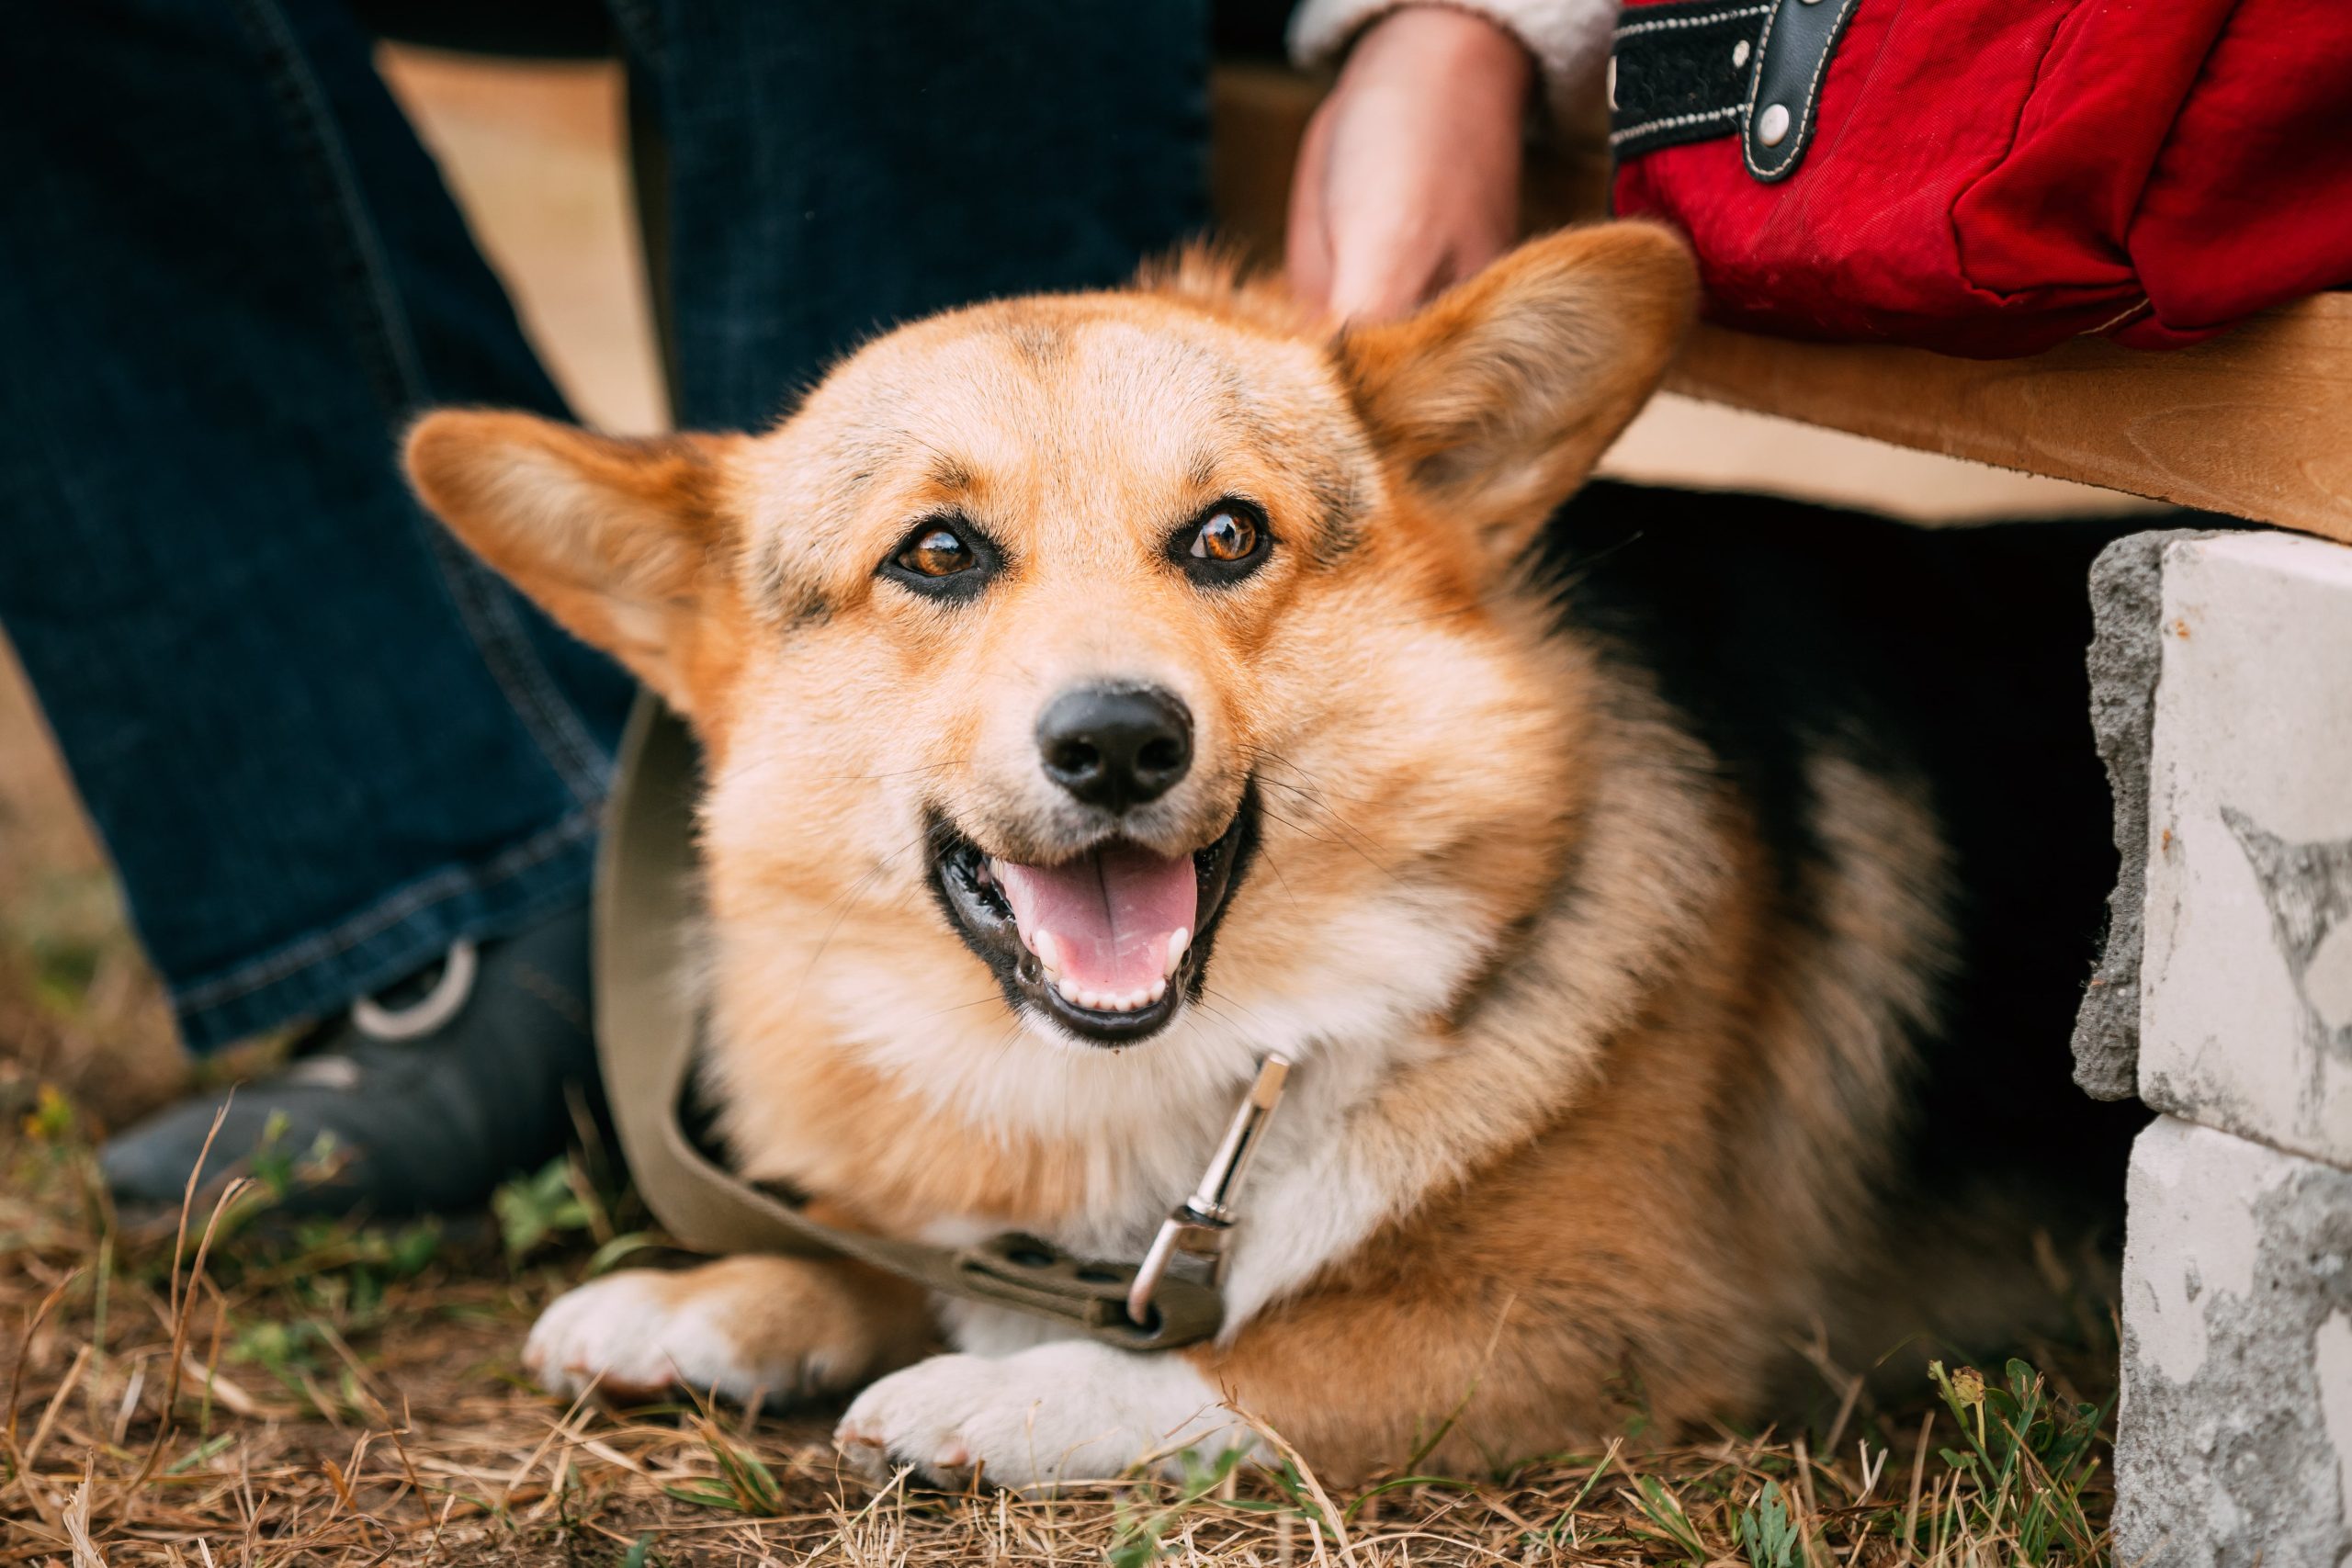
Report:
991,843,1198,997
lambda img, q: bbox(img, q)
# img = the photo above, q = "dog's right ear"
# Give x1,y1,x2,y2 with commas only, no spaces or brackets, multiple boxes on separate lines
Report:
405,411,743,715
1335,222,1696,574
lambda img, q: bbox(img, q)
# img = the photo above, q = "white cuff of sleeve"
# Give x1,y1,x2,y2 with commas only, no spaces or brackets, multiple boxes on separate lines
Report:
1286,0,1619,130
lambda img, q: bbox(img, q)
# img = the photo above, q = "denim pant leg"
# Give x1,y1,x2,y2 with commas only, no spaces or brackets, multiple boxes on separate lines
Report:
0,1,637,1052
616,0,1212,431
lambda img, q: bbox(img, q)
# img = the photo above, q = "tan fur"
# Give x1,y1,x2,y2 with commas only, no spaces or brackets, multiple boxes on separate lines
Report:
409,223,1966,1479
1195,739,1952,1472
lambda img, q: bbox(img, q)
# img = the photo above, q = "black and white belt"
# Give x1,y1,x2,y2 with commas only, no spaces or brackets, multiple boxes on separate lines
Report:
1608,0,1862,183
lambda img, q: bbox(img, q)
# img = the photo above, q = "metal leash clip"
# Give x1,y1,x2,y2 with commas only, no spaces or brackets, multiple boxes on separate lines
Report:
1125,1054,1293,1328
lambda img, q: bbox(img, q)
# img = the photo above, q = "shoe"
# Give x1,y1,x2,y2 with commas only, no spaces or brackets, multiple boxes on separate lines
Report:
99,902,600,1220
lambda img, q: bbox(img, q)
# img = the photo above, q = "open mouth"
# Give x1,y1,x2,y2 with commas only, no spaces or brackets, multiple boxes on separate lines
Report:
929,790,1257,1045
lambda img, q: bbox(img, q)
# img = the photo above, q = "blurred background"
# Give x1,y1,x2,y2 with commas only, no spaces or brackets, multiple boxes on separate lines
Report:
0,43,2154,1125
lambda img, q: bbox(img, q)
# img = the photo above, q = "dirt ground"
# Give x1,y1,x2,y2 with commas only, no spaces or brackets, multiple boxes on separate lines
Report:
0,1127,2120,1565
1,46,2133,1566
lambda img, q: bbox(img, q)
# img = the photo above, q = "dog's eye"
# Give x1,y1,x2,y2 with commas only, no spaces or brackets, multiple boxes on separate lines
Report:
1174,501,1270,584
897,526,975,578
879,516,997,600
1191,510,1257,562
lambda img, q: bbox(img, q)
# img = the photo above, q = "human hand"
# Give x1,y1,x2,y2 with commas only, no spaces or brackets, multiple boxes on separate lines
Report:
1286,6,1534,323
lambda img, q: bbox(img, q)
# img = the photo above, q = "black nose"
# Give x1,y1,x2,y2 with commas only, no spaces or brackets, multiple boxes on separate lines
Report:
1036,684,1193,811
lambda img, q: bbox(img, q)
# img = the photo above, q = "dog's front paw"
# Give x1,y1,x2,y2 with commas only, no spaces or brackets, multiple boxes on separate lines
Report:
526,1257,918,1407
833,1341,1248,1488
524,1269,771,1405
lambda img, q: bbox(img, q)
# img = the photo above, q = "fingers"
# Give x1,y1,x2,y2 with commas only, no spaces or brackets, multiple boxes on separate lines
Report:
1282,6,1532,324
1321,190,1452,323
1324,233,1447,325
1285,99,1339,317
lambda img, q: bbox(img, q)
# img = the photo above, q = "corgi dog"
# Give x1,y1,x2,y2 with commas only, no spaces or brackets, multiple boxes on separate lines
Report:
406,222,2133,1485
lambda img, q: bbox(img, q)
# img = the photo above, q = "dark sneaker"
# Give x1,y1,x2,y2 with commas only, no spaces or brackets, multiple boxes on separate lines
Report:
100,902,600,1219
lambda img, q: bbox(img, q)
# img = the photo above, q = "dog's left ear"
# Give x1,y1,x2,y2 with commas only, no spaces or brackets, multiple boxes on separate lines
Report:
405,411,744,716
1337,221,1696,570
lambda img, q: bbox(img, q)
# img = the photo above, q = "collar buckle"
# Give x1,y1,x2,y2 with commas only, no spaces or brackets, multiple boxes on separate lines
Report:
1125,1054,1292,1328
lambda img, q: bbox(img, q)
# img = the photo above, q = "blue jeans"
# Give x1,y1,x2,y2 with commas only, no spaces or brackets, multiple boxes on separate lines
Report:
0,0,1207,1051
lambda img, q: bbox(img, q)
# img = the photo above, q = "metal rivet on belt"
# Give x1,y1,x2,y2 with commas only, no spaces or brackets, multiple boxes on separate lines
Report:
1758,103,1792,146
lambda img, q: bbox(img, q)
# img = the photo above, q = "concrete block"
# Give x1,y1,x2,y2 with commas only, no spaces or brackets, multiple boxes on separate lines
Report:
2075,529,2219,1100
2139,531,2352,1168
2116,1116,2352,1566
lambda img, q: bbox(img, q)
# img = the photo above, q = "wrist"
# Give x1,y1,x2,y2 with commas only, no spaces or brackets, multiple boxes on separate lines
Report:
1345,4,1543,125
1292,0,1617,131
1346,5,1536,99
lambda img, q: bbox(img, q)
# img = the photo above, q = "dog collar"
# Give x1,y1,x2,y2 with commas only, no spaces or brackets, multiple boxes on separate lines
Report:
594,694,1288,1350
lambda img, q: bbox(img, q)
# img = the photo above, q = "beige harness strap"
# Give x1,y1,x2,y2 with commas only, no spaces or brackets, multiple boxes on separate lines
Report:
593,694,1229,1350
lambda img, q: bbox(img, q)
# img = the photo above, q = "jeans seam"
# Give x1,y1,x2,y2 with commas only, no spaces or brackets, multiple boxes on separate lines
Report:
231,0,614,807
172,803,599,1011
604,0,668,76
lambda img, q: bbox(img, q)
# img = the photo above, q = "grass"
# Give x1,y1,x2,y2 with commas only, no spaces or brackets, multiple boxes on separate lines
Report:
0,1106,2120,1565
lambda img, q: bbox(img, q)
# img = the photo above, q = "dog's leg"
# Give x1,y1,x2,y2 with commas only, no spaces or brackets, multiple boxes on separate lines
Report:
835,1261,1736,1489
836,1339,1252,1487
526,1256,931,1406
837,1129,1773,1486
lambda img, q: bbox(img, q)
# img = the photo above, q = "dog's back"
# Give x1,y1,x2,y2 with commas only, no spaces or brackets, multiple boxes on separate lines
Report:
1547,481,2149,1378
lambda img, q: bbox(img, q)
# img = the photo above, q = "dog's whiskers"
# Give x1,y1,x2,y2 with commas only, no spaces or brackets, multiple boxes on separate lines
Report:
1256,799,1391,877
1242,745,1376,809
912,992,1008,1022
1199,984,1274,1029
1250,842,1300,904
786,826,935,1002
839,758,974,783
1238,751,1390,871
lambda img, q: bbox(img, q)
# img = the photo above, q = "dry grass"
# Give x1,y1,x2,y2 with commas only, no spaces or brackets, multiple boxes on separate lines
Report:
0,1113,2120,1568
0,645,2116,1566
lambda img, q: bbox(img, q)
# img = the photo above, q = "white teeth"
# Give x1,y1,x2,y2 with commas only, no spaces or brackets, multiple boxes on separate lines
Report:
1048,975,1170,1014
1020,922,1190,1012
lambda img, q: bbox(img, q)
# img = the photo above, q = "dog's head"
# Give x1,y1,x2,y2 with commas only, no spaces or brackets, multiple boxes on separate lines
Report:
409,224,1692,1066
